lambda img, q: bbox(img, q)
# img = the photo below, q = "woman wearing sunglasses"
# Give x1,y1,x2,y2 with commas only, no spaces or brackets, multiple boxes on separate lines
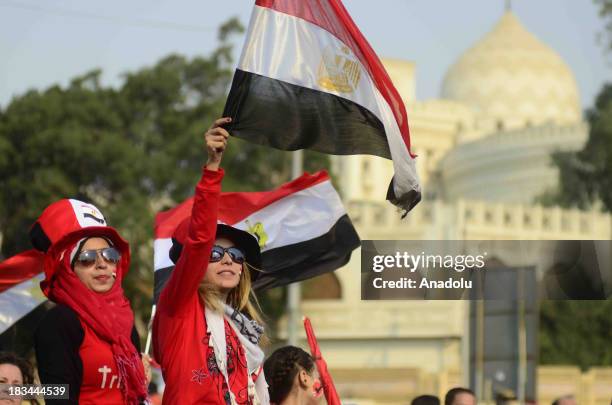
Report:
263,346,323,405
32,199,147,404
153,117,269,404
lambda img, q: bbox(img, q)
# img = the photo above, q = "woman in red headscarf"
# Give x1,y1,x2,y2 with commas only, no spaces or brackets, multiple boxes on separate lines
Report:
32,200,147,405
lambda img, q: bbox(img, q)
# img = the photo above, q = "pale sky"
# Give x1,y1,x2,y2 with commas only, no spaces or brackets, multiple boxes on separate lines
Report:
0,0,609,111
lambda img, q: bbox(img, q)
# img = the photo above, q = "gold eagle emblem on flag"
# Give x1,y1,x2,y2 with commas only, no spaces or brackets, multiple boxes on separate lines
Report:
245,219,268,249
318,45,362,94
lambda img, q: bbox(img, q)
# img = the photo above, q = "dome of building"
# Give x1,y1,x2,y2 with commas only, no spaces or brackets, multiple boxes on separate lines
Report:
440,11,581,133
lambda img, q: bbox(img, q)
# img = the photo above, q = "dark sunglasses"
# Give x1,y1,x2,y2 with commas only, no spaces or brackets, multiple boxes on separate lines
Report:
75,247,121,266
209,245,245,264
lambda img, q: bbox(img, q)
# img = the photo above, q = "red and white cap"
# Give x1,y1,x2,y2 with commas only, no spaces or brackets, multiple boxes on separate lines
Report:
30,199,115,252
30,199,131,294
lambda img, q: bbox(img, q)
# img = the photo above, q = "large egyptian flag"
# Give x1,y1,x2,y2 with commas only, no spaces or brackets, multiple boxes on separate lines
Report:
0,250,47,334
153,171,360,302
223,0,421,214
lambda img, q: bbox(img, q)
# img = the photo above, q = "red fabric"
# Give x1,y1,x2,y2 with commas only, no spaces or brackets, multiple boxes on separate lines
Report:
0,249,44,294
154,170,330,238
303,317,341,405
31,199,107,250
153,168,257,404
43,228,146,404
254,0,414,157
78,320,126,404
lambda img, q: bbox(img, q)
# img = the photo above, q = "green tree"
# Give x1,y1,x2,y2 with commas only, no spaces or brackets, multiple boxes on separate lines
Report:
540,301,612,370
547,84,612,211
0,17,330,343
536,2,612,371
542,2,612,211
595,0,612,52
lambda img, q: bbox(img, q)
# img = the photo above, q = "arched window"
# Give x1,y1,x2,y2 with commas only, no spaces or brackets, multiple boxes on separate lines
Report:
301,273,342,300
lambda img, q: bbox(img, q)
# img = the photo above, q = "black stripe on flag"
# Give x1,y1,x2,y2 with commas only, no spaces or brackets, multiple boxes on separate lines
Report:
154,266,173,304
224,69,390,158
253,214,360,291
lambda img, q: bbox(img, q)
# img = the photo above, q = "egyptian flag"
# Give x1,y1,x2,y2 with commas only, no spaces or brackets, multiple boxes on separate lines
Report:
0,250,47,335
153,171,360,302
223,0,421,214
304,316,341,405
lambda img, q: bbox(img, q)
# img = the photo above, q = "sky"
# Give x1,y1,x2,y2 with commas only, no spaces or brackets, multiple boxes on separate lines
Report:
0,0,609,111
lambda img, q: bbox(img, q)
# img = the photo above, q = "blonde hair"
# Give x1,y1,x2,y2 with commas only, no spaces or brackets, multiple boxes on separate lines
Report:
198,262,268,344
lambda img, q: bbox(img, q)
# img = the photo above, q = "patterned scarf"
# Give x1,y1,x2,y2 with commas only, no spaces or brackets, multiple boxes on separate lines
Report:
206,304,269,405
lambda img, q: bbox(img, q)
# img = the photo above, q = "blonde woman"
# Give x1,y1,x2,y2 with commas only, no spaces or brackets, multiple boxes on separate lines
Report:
153,117,269,404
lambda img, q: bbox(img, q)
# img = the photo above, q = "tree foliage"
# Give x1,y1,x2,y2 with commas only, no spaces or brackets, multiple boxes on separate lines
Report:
540,300,612,370
0,17,330,339
594,0,612,52
547,83,612,212
543,3,612,211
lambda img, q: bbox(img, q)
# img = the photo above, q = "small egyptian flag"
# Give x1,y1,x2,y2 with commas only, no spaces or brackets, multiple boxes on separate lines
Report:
0,250,47,335
223,0,421,214
153,171,360,302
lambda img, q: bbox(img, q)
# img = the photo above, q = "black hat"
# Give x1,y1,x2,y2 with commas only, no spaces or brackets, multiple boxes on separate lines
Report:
169,219,262,281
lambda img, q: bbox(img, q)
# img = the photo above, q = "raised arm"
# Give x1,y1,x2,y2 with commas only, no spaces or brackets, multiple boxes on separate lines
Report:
158,117,231,315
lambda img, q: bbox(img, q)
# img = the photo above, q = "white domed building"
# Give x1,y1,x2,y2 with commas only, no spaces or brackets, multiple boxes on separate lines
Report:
288,9,612,405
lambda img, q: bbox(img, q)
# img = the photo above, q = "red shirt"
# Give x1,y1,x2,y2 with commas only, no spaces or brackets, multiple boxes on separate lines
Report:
153,169,255,404
78,321,125,404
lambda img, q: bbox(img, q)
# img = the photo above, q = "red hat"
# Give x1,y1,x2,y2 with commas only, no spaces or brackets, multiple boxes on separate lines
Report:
29,199,124,252
30,199,130,291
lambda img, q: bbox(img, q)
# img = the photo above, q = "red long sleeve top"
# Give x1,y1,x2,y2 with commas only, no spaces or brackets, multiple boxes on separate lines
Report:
152,168,254,404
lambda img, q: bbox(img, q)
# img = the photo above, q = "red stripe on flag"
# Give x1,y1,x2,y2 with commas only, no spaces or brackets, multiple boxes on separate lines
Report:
154,198,194,239
219,170,329,224
155,171,330,238
0,249,45,294
254,0,414,157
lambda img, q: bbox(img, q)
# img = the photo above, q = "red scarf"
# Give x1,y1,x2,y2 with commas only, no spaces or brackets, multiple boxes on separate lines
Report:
41,229,146,405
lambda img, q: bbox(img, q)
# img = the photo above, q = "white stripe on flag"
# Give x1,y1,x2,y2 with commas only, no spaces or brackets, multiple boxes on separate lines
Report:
239,6,420,198
154,238,174,272
153,179,346,272
229,179,345,250
0,273,46,334
239,6,382,128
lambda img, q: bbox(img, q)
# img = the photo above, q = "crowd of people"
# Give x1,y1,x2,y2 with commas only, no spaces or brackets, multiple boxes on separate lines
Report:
0,118,326,405
0,118,587,404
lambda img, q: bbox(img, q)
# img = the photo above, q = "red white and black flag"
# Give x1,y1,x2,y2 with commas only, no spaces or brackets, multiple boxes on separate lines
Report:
153,171,360,302
223,0,421,213
0,250,46,335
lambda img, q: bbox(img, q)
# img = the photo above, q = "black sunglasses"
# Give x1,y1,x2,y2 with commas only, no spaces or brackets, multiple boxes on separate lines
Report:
75,247,121,267
209,245,245,264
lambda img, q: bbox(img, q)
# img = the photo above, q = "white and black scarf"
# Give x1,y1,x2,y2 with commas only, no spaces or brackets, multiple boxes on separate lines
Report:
205,304,269,405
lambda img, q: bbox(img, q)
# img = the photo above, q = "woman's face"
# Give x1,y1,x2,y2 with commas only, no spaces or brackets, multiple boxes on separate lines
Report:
0,363,23,405
202,237,243,292
73,237,118,293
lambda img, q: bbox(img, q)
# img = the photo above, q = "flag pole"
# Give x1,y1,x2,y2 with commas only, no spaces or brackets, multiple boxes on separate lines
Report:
144,304,157,355
287,150,303,345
